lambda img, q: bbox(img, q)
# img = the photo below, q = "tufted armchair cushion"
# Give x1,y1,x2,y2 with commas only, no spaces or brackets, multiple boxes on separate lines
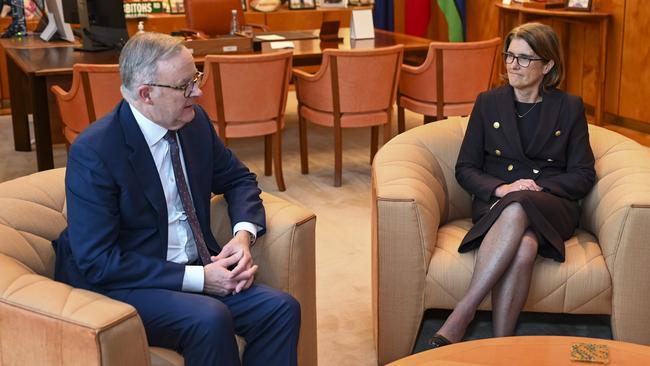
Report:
371,116,650,364
0,168,317,366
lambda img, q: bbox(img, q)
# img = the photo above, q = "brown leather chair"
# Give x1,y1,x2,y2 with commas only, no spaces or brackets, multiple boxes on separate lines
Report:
183,0,267,37
397,38,500,133
372,116,650,364
197,50,293,191
293,45,404,187
50,64,122,147
0,168,318,366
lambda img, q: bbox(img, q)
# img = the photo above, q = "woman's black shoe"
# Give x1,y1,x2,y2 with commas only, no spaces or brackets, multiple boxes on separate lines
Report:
426,334,452,349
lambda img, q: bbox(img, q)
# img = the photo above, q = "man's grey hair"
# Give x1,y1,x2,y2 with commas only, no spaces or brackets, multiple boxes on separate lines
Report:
119,32,186,102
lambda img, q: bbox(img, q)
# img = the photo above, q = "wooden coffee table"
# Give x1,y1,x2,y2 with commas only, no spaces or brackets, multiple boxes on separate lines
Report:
388,336,650,365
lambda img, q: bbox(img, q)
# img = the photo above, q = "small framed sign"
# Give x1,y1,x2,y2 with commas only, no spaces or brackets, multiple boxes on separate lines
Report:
288,0,316,10
565,0,592,11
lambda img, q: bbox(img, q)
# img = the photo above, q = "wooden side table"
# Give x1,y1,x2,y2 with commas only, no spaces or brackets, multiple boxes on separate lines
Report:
389,336,650,365
495,1,610,126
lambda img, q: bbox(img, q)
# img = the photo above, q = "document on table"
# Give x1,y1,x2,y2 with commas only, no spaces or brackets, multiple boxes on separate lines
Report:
270,41,295,49
256,34,286,41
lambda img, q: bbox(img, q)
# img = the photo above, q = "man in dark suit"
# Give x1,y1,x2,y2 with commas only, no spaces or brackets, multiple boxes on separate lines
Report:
53,32,300,366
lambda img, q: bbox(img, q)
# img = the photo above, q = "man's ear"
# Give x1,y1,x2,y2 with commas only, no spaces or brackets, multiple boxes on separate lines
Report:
543,59,555,75
137,85,154,104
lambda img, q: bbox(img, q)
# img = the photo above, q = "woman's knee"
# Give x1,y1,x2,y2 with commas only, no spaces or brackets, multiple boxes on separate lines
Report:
514,231,539,267
500,202,525,219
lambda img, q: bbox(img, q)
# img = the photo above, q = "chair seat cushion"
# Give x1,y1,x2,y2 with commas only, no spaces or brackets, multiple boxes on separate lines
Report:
300,105,389,128
398,95,474,118
424,219,612,315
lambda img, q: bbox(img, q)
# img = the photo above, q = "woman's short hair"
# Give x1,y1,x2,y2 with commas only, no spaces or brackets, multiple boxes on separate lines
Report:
503,22,564,91
119,32,186,101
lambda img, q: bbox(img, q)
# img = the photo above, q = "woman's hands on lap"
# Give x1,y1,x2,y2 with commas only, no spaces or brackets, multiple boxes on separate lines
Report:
495,179,542,198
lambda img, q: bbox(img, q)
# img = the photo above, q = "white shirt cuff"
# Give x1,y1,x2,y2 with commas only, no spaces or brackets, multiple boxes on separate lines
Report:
233,221,259,244
182,265,205,292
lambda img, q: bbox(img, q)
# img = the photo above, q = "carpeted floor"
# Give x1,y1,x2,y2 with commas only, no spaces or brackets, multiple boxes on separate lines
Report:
0,91,613,365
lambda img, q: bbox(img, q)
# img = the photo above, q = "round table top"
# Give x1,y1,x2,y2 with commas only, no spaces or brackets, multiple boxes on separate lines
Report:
388,336,650,366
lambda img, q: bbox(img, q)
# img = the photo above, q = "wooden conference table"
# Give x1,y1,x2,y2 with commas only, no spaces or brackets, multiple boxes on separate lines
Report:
388,336,650,366
3,29,430,171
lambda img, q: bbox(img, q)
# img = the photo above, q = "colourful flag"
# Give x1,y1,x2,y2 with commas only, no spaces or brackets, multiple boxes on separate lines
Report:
437,0,464,42
405,0,431,37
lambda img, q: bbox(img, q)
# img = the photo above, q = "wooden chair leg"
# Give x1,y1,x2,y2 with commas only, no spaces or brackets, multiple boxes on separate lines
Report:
398,105,406,133
370,126,379,164
299,114,309,174
264,135,272,176
334,125,342,187
272,131,286,191
383,120,392,144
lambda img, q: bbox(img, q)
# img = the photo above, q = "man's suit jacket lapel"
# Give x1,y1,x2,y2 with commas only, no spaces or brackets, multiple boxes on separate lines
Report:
118,101,169,252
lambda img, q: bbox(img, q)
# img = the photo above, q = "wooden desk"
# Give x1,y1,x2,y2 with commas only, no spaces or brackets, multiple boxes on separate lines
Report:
495,2,610,126
3,29,430,171
389,336,650,365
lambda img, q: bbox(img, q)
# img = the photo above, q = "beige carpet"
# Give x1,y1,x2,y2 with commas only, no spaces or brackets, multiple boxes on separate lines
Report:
0,92,424,366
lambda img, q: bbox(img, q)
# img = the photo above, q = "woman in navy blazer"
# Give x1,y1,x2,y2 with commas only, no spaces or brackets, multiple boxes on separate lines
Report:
427,23,596,348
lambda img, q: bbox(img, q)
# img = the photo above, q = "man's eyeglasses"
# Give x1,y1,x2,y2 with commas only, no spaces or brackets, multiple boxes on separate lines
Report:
502,52,545,68
145,71,204,98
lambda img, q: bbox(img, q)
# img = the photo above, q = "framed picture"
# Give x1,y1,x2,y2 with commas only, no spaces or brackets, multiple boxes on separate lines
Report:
241,0,247,11
288,0,316,10
565,0,592,11
319,0,347,8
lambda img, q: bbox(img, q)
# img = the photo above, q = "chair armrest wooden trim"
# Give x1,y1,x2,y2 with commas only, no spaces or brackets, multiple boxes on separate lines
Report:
0,254,150,366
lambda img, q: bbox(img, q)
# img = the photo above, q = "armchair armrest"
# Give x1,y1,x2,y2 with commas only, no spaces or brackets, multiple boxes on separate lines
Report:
209,192,317,366
371,128,448,364
293,61,332,113
580,127,650,344
0,254,150,366
371,117,470,364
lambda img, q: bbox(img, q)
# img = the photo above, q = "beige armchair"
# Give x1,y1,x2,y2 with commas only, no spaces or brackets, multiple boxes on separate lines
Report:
371,116,650,364
0,168,317,366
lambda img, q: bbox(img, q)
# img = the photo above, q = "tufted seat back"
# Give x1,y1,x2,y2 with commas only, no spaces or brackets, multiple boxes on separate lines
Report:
371,116,650,364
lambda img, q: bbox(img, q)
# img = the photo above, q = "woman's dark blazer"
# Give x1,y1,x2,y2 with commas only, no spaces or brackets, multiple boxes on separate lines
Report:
455,85,596,205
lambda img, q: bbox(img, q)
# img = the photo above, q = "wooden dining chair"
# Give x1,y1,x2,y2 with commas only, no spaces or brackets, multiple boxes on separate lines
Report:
293,45,404,187
397,37,501,133
50,64,122,147
197,50,293,191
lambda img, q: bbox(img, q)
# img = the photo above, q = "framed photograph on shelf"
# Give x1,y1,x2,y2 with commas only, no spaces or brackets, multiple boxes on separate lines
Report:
319,0,347,8
565,0,592,11
288,0,316,10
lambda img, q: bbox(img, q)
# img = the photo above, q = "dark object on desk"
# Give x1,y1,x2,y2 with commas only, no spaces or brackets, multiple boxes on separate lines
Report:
63,0,129,51
522,0,565,9
319,20,343,43
183,35,253,56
